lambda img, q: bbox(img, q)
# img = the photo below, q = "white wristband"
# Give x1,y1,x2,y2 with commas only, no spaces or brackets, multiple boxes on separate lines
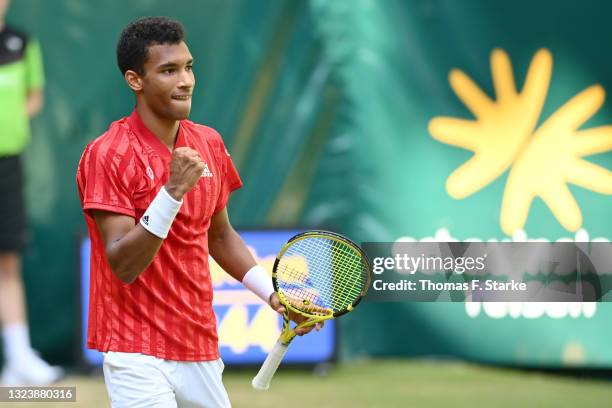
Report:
242,265,275,305
139,186,182,239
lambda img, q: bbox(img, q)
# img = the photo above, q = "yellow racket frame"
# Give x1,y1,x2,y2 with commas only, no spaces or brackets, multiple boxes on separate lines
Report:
272,230,371,345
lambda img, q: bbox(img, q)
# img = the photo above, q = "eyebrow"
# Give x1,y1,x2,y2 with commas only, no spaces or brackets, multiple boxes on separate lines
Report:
157,59,194,69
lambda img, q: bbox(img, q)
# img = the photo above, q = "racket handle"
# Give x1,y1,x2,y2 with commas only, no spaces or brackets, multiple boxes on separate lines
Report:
251,340,289,391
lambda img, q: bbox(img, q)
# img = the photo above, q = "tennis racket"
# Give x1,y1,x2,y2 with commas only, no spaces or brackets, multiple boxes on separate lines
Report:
251,230,371,391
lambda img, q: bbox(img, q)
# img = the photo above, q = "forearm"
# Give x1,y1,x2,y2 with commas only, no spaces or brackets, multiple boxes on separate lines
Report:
209,225,256,281
208,208,274,304
94,186,182,284
105,224,163,284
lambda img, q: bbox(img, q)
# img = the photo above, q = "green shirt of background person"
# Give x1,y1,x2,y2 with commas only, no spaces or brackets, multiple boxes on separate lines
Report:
0,20,44,155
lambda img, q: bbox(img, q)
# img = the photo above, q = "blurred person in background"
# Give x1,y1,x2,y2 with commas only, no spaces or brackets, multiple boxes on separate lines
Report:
0,0,63,386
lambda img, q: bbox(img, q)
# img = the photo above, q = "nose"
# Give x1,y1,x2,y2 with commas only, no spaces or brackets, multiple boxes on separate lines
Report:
178,68,195,89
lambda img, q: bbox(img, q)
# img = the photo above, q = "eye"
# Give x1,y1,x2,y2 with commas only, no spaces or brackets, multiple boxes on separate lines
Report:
162,68,175,74
186,65,193,72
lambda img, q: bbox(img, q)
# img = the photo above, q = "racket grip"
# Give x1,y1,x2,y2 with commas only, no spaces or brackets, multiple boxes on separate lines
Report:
251,340,289,391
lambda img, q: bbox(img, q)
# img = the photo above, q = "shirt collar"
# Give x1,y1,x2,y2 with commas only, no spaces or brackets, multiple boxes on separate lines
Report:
127,109,187,158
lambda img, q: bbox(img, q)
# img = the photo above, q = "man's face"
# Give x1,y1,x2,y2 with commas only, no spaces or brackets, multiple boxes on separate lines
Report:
0,0,10,21
139,41,195,121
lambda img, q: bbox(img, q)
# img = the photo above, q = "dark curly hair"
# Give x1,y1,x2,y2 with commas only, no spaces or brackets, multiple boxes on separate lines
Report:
116,16,184,75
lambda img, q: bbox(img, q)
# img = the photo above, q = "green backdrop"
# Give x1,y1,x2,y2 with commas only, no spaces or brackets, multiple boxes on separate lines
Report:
6,0,612,367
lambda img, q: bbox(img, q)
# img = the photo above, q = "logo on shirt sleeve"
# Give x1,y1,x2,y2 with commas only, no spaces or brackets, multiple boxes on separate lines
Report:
201,163,213,178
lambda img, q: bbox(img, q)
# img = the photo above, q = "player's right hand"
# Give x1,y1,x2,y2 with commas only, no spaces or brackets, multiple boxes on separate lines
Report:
165,147,206,200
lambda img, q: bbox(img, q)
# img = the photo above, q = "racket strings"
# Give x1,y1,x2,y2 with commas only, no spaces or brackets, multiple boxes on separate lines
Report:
276,236,369,315
319,237,368,299
277,262,351,314
329,239,369,306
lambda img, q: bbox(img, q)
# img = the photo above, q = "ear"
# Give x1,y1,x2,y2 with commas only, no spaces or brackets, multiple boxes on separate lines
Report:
124,70,143,92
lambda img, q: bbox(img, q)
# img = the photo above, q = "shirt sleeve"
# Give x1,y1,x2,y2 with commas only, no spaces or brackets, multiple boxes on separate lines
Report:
213,140,243,214
24,39,44,91
77,142,136,218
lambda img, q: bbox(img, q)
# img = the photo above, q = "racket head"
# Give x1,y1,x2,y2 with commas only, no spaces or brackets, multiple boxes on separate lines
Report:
272,230,371,320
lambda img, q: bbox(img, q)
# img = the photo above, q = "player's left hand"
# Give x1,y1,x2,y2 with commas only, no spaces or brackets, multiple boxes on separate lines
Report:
269,293,324,336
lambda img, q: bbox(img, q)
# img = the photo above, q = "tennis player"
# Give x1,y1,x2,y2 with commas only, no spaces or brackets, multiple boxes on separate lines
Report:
76,17,315,408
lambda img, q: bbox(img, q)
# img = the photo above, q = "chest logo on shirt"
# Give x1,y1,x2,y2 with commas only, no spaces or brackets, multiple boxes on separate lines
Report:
146,166,155,181
201,163,213,178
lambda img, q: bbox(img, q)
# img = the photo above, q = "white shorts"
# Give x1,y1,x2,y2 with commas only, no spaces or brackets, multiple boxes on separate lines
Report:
102,351,231,408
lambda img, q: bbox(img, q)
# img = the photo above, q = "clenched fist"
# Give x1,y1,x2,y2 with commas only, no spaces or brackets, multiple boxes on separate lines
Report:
164,147,205,200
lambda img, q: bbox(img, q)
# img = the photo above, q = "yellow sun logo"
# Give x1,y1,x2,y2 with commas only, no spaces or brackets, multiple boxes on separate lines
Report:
429,48,612,235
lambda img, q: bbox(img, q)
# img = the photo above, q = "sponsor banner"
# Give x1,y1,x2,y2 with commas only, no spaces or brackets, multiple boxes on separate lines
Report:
79,230,336,367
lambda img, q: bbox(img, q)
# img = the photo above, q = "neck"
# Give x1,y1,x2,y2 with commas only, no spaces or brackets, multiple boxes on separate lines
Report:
135,103,179,151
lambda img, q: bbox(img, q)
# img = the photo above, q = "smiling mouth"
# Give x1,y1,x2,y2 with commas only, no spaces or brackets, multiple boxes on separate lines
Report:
172,95,192,101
